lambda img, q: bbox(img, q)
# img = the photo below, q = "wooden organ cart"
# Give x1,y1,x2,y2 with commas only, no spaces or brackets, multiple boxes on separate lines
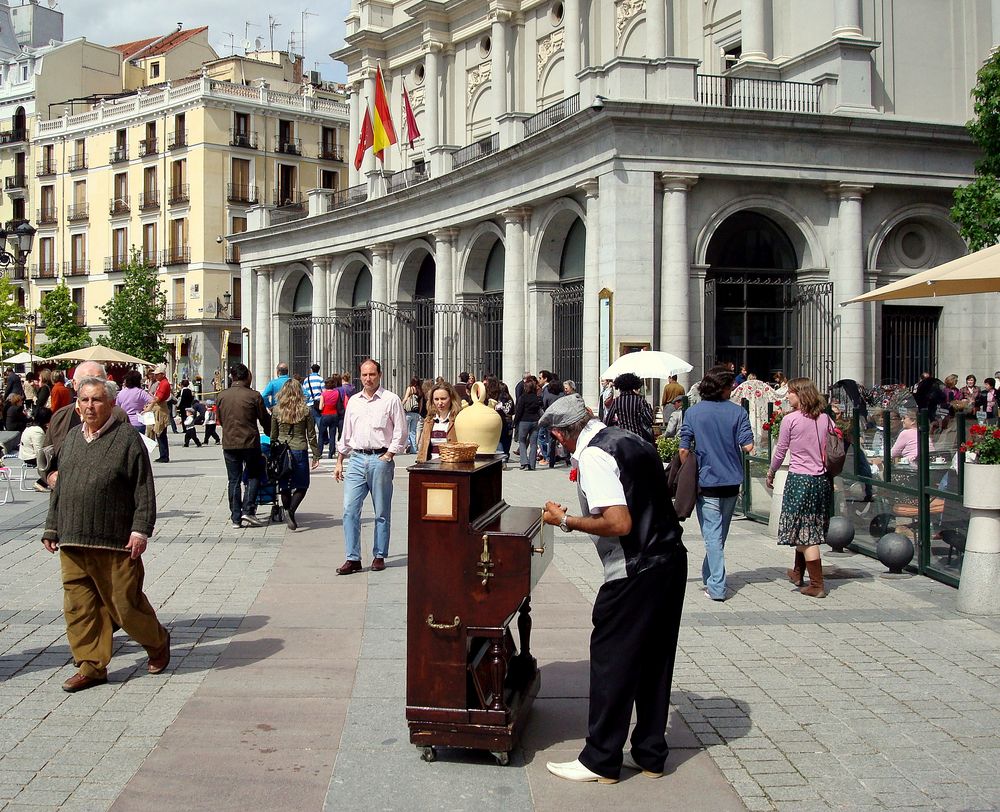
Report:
406,457,553,765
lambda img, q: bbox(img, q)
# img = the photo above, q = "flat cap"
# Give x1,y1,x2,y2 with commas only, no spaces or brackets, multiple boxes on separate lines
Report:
539,393,590,429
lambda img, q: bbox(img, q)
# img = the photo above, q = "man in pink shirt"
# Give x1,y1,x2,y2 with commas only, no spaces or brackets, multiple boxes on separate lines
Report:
334,359,406,574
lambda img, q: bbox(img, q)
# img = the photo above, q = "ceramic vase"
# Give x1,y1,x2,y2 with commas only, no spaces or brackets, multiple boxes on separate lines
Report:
454,381,502,455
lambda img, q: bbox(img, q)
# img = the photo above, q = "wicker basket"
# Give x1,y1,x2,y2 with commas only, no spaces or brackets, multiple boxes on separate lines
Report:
437,442,479,463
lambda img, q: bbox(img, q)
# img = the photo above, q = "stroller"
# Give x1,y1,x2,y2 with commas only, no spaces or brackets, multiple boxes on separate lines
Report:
247,435,284,524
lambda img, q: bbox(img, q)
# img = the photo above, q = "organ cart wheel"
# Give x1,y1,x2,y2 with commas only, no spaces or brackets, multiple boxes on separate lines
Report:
420,746,437,763
491,750,510,766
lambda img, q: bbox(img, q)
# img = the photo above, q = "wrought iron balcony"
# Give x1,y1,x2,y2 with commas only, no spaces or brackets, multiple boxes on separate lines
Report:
109,196,131,216
318,142,344,161
4,175,27,191
32,264,57,279
168,184,190,205
67,154,88,171
35,159,56,177
6,264,26,281
275,136,302,155
142,250,158,266
161,247,190,266
67,203,89,222
139,191,160,210
523,94,580,138
167,130,188,149
386,163,431,193
105,256,129,273
164,303,187,320
453,134,499,169
0,128,27,146
227,183,259,204
109,146,129,163
64,260,90,277
36,207,57,225
274,190,304,210
330,183,368,211
697,74,821,113
138,137,158,157
230,129,258,149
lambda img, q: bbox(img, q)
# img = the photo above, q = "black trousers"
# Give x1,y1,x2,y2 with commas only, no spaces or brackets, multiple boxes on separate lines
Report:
579,549,688,779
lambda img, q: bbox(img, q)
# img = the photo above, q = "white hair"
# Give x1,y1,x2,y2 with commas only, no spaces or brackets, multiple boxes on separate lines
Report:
75,376,116,401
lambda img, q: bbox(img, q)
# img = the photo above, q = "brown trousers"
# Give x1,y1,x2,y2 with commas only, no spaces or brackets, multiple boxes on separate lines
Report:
60,546,167,679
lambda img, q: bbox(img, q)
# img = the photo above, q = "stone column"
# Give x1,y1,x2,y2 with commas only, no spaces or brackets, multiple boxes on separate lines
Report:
432,228,457,380
254,267,272,386
501,207,529,388
741,0,768,62
660,174,698,387
240,262,253,370
578,180,601,408
424,44,440,150
564,0,581,95
369,244,392,363
310,257,329,371
832,183,872,383
833,0,863,37
348,83,360,187
647,0,667,59
491,12,509,122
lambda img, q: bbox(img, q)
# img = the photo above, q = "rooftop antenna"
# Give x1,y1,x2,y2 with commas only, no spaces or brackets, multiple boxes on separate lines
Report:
300,9,318,60
243,20,259,52
222,31,236,56
268,15,281,52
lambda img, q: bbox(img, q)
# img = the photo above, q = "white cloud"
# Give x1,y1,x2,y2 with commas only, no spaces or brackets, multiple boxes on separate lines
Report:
61,0,350,81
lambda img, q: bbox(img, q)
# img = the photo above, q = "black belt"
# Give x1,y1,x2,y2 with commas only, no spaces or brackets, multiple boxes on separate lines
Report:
355,447,388,455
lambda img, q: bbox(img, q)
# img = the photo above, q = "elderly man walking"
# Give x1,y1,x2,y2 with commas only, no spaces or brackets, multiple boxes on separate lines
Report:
42,377,169,693
539,395,687,784
334,359,406,574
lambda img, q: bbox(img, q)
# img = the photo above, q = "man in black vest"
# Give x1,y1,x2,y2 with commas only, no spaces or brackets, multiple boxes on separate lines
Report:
539,394,687,784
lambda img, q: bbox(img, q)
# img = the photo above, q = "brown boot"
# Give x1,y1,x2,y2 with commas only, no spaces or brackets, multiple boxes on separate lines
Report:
800,559,826,598
786,550,805,586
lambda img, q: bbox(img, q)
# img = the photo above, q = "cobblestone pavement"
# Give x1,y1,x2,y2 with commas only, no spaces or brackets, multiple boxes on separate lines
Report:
1,442,999,811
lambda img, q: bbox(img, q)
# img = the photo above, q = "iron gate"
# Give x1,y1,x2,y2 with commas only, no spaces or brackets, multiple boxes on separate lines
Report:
881,305,941,385
552,282,584,384
480,293,504,378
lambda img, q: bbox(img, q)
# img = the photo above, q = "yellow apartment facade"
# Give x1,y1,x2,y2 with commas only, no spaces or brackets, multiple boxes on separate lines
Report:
27,56,349,385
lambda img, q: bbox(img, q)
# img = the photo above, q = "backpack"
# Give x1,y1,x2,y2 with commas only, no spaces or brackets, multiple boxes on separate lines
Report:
336,386,349,417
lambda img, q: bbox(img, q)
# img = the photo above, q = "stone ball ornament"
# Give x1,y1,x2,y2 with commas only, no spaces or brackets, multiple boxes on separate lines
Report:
876,532,914,574
825,516,855,552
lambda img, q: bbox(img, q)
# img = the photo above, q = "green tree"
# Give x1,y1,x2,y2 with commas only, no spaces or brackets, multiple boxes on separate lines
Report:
98,248,167,363
37,283,90,357
952,50,1000,249
0,274,27,359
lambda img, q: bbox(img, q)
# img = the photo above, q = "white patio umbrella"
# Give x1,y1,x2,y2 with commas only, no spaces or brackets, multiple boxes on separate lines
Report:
602,350,693,380
2,351,44,365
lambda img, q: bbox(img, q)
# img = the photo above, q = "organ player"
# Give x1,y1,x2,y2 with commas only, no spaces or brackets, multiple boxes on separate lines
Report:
538,395,688,784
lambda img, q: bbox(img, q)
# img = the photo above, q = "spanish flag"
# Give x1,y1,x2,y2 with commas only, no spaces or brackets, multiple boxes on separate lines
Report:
372,64,398,161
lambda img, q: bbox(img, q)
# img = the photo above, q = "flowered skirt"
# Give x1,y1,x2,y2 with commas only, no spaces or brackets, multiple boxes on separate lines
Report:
777,472,830,547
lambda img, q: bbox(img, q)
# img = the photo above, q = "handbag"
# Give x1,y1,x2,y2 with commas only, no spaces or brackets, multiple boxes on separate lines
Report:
266,439,293,481
818,417,848,477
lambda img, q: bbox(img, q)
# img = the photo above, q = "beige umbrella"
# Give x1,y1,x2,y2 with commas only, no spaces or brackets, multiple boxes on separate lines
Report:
46,343,155,366
842,242,1000,304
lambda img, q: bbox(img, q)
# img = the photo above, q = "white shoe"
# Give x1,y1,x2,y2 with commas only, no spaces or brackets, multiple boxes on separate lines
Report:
622,751,664,778
545,758,618,784
240,515,264,527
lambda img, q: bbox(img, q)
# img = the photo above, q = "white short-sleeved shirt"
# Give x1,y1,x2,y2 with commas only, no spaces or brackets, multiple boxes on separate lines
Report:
573,420,627,514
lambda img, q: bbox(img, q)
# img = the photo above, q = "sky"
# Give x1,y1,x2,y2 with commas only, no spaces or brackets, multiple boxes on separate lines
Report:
61,0,351,82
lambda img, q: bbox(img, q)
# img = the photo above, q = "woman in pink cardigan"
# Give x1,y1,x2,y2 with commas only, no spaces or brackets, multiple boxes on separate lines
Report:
766,377,834,598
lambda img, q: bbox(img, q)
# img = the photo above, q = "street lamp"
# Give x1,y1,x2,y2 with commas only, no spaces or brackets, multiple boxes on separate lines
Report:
0,221,36,270
222,290,232,317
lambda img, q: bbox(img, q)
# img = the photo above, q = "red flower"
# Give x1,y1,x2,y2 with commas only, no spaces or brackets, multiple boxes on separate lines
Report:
993,429,1000,440
762,422,772,431
569,468,578,482
774,400,782,406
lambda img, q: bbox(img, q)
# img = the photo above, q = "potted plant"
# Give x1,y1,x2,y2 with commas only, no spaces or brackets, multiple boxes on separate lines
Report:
960,424,1000,509
657,435,679,465
957,424,1000,615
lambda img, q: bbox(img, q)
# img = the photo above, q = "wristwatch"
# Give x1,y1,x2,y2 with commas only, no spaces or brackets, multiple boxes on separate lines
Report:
559,513,571,533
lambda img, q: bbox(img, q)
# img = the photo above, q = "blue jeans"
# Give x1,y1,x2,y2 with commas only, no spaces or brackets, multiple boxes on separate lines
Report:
223,447,263,524
537,426,550,460
342,453,394,561
318,414,340,458
695,494,739,600
405,411,420,453
518,421,539,469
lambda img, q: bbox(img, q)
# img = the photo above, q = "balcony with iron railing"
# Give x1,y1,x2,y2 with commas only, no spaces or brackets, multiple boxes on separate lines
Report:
227,183,259,204
31,264,57,279
453,134,500,169
67,154,88,171
35,159,56,177
109,145,129,163
104,256,129,273
274,190,304,210
386,163,431,193
74,309,87,326
164,303,186,320
168,130,188,149
109,196,130,216
226,244,241,264
138,137,158,157
36,207,57,226
161,247,191,265
697,73,821,113
142,250,158,266
67,203,89,222
330,183,368,211
7,264,26,281
4,174,27,191
318,142,344,161
139,190,160,210
523,94,580,138
0,128,27,146
168,184,190,205
230,129,258,149
64,260,90,277
275,136,302,155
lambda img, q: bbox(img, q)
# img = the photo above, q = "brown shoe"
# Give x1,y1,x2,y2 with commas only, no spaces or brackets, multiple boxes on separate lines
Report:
62,673,107,693
800,559,826,598
147,631,171,674
336,560,362,575
371,557,386,571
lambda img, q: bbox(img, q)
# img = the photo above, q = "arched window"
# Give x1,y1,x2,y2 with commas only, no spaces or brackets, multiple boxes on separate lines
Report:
352,268,372,307
292,275,313,313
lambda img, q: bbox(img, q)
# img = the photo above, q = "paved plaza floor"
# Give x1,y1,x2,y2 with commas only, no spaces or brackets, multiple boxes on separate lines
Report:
1,438,1000,811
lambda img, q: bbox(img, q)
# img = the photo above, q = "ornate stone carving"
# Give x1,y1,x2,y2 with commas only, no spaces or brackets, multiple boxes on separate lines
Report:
536,29,565,80
615,0,646,47
467,61,492,106
410,83,425,110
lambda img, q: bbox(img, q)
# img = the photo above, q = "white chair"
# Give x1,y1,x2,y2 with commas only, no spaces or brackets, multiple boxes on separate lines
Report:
0,466,13,505
18,460,39,492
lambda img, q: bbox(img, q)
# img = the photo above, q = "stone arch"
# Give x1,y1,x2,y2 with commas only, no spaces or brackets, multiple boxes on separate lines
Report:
332,252,372,309
538,54,564,108
460,221,506,294
619,16,647,57
393,238,436,302
530,197,587,284
273,262,311,315
467,86,492,141
868,204,965,272
694,195,826,271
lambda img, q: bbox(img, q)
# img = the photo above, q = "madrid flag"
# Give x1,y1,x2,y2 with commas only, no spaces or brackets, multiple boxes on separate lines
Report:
354,105,373,170
372,64,398,160
401,79,421,149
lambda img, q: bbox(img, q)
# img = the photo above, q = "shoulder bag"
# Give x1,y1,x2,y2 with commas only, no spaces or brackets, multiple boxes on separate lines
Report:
817,415,847,477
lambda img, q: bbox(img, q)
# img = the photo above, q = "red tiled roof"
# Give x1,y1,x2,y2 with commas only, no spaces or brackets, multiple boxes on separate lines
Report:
112,26,209,60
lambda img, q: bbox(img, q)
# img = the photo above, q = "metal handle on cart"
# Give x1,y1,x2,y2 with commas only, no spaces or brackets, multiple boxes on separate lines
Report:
426,615,461,630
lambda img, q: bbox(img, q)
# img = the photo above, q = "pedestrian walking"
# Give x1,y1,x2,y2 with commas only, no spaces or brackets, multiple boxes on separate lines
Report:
203,401,221,445
334,359,406,574
336,373,355,440
302,363,324,429
514,378,543,470
605,373,655,445
766,377,835,598
41,376,170,693
317,375,343,458
216,363,270,529
402,376,423,453
147,364,172,463
116,369,153,434
48,370,71,413
270,380,320,531
183,399,205,447
261,362,290,410
678,367,754,601
538,395,687,784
